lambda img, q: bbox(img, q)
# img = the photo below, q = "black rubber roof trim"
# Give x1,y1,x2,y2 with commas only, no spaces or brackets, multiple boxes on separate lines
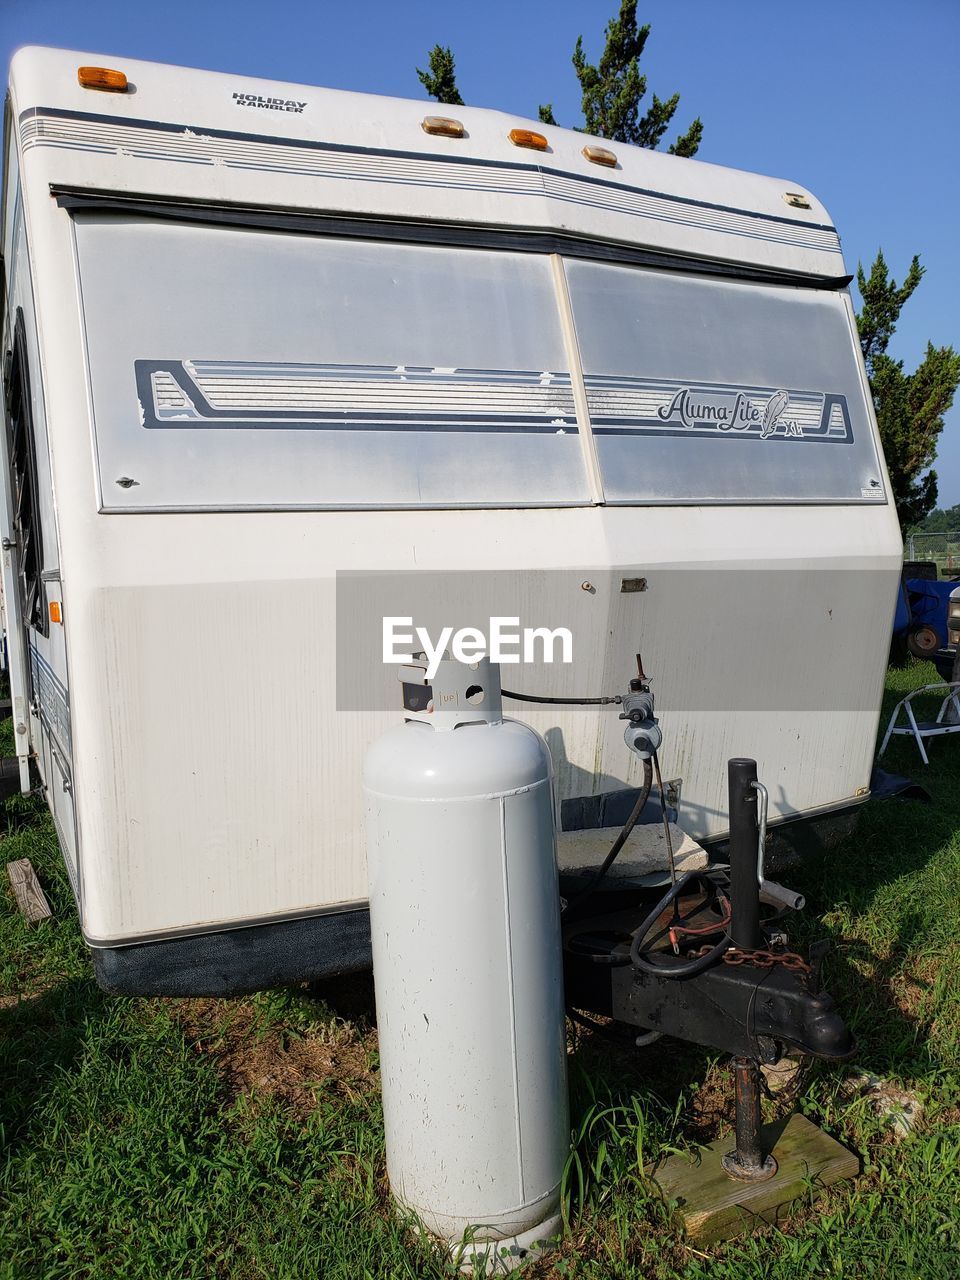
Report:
51,185,852,291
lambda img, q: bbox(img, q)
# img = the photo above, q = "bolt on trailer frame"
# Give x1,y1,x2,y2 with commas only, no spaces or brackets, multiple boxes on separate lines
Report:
1,46,902,995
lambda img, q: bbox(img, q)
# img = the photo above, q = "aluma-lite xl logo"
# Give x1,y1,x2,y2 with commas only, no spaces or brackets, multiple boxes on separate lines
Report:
659,387,800,438
232,92,306,114
584,377,854,444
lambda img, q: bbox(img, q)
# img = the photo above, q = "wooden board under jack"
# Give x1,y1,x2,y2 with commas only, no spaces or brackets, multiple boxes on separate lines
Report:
648,1113,859,1245
6,858,53,923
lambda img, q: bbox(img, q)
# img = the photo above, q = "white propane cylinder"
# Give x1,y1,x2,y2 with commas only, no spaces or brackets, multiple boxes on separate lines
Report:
363,657,569,1266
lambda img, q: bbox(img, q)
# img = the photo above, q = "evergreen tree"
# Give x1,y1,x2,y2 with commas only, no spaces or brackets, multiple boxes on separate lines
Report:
560,2,701,154
856,252,960,529
416,46,463,107
418,4,701,155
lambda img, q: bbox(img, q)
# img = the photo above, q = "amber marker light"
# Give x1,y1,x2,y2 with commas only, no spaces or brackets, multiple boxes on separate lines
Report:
49,602,63,625
508,128,548,152
77,66,129,92
421,116,465,138
582,145,617,168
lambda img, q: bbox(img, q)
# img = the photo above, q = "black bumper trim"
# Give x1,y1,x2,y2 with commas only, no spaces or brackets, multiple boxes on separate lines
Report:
91,906,372,997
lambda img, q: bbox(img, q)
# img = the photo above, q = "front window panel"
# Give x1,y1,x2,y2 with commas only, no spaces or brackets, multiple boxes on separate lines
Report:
564,258,885,504
75,216,590,510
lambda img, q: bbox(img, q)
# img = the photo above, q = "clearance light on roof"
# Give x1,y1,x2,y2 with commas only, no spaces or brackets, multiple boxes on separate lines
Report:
582,144,617,168
784,191,812,209
422,116,465,138
77,66,128,92
508,128,548,152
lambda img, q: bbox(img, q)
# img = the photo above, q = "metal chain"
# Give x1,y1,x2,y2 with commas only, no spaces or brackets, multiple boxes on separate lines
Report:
688,943,813,976
723,947,812,975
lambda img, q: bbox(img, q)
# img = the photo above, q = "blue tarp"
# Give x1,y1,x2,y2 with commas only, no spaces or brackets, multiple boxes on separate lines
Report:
895,578,959,649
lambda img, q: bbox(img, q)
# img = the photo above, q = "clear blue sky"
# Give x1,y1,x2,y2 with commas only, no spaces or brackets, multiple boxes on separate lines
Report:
4,0,959,505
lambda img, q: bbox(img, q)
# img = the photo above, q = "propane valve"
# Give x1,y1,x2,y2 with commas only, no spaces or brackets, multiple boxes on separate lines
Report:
619,683,662,760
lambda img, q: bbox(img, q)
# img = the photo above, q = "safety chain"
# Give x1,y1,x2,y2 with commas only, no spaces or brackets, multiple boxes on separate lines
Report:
690,943,812,975
723,947,812,975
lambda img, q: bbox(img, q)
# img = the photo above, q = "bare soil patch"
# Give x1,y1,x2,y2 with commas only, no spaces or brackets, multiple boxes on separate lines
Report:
176,996,376,1117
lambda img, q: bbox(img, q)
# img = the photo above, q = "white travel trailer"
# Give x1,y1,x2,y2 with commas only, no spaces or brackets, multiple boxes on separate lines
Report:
1,47,901,993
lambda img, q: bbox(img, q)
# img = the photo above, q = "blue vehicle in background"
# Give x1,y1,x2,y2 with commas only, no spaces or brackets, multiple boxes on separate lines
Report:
894,566,960,679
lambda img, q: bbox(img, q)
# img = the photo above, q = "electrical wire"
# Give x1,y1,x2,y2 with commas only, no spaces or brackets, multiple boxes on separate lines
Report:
652,750,676,888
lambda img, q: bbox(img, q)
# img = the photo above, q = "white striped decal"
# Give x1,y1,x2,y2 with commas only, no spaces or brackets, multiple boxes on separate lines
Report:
22,108,843,256
137,360,579,433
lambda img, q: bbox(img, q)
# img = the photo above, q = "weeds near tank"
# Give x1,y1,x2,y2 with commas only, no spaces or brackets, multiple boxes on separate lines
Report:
560,1066,686,1231
1,660,959,1276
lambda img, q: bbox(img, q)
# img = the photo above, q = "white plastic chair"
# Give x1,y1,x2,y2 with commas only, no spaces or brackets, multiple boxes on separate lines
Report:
879,682,960,765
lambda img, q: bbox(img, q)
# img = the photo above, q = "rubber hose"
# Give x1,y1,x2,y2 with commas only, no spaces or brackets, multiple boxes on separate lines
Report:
563,757,654,913
502,689,621,706
628,869,731,979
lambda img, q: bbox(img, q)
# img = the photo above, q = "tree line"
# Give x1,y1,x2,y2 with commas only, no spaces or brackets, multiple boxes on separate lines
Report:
912,505,960,534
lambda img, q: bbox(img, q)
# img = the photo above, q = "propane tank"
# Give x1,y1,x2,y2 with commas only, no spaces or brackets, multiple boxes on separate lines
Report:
363,657,569,1266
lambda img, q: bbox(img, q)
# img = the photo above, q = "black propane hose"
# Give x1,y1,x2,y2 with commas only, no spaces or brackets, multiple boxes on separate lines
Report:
562,757,654,914
502,689,622,706
629,870,731,979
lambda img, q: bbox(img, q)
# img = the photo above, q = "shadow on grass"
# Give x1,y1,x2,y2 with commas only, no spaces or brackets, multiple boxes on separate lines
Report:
308,970,378,1030
792,725,960,1079
0,977,110,1154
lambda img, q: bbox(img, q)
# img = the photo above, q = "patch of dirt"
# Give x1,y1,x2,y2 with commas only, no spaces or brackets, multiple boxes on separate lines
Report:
888,968,933,1022
175,995,376,1118
0,980,55,1011
682,1059,734,1141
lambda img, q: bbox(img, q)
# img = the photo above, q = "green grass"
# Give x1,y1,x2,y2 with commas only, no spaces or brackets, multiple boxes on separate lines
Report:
2,663,959,1278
